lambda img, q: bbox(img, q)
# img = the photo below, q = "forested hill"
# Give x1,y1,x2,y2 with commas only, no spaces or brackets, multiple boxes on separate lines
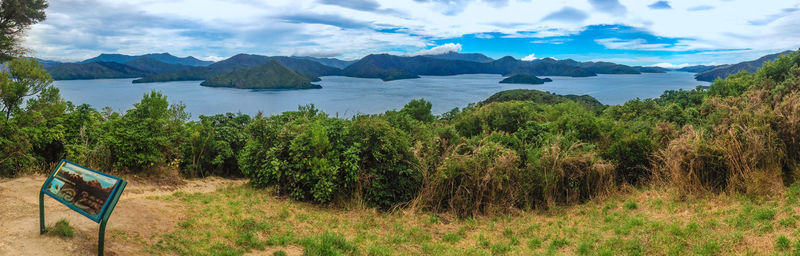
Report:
499,74,552,84
200,60,321,89
79,53,213,66
292,56,357,69
481,89,604,111
46,57,195,80
342,54,635,81
133,54,341,83
46,62,153,80
695,50,794,82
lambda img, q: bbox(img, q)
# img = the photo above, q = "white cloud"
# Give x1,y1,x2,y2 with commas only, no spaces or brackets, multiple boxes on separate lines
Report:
408,43,462,56
19,0,800,62
521,53,537,61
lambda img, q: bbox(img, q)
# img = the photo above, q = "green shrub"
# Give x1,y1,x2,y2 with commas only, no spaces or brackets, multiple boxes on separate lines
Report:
401,98,434,123
349,115,420,209
524,137,615,207
414,136,521,217
46,219,74,238
180,113,250,177
453,101,543,137
604,132,654,185
239,106,359,203
104,91,187,172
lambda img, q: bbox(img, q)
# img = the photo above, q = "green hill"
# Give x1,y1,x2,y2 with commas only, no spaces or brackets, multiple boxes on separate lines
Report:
343,54,600,81
133,54,341,83
200,60,321,89
46,62,151,80
123,57,194,74
499,74,552,84
80,53,213,66
482,89,604,111
633,66,668,73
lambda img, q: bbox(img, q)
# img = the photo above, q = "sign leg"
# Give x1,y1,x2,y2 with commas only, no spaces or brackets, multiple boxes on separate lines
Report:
39,190,45,234
99,219,107,256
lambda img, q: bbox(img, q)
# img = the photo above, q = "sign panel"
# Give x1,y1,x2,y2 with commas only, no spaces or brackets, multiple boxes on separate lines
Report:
41,160,123,222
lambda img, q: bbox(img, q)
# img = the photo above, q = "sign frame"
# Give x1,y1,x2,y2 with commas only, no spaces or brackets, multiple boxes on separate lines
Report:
39,159,127,256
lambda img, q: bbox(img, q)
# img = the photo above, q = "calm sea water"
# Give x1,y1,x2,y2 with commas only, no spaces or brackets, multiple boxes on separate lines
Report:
52,72,708,118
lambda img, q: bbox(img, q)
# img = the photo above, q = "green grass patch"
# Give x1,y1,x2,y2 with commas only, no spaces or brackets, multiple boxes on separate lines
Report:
45,219,74,238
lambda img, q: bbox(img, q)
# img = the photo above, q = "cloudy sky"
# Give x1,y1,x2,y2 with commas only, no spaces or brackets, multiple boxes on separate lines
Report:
23,0,800,67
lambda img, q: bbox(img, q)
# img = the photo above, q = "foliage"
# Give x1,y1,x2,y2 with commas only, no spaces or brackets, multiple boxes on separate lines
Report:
349,115,420,209
181,113,250,177
4,46,800,219
103,91,188,172
400,98,434,123
239,106,360,203
0,0,48,61
0,58,54,120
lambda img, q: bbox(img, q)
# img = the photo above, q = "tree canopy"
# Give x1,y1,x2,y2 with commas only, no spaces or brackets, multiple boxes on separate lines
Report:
0,0,48,61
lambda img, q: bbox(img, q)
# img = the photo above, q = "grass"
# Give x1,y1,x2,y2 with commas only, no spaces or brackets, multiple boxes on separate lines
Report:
45,219,74,238
143,184,800,256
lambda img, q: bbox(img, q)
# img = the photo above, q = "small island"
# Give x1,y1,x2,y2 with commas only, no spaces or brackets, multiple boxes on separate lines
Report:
499,74,553,85
200,60,322,89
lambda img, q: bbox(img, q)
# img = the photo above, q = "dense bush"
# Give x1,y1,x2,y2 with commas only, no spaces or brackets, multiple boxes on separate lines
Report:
349,115,420,209
181,113,250,177
414,136,521,217
103,91,188,173
239,106,360,203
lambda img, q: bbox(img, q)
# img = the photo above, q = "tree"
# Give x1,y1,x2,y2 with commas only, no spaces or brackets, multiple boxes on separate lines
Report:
0,57,53,121
401,98,434,123
0,0,48,61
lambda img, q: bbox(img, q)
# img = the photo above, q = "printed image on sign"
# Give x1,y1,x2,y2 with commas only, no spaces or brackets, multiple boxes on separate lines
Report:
45,161,120,219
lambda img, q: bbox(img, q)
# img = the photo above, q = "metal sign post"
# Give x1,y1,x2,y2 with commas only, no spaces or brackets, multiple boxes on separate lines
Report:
39,159,127,256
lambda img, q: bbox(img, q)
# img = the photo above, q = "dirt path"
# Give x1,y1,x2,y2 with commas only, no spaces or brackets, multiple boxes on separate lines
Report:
0,175,246,255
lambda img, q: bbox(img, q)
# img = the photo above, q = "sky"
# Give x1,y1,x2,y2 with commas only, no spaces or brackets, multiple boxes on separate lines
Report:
22,0,800,67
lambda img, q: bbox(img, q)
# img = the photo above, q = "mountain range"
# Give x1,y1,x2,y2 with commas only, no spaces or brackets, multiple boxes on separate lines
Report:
79,53,214,66
36,49,797,87
46,55,195,80
132,54,341,83
694,51,794,82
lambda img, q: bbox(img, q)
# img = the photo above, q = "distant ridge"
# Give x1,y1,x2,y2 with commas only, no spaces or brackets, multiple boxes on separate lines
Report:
342,54,616,81
695,50,794,82
80,53,214,67
676,65,717,73
46,62,152,80
422,51,494,63
292,56,357,69
133,54,341,83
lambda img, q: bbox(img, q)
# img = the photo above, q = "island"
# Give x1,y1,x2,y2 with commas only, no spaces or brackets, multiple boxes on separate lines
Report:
499,74,553,85
200,60,322,89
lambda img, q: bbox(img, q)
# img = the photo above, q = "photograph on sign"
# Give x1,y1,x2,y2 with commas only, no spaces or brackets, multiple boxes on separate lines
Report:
45,162,120,219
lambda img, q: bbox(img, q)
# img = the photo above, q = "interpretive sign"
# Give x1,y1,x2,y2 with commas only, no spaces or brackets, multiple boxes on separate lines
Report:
40,159,127,256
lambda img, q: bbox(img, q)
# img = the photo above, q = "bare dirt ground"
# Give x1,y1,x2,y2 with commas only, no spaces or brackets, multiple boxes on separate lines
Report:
0,175,246,256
